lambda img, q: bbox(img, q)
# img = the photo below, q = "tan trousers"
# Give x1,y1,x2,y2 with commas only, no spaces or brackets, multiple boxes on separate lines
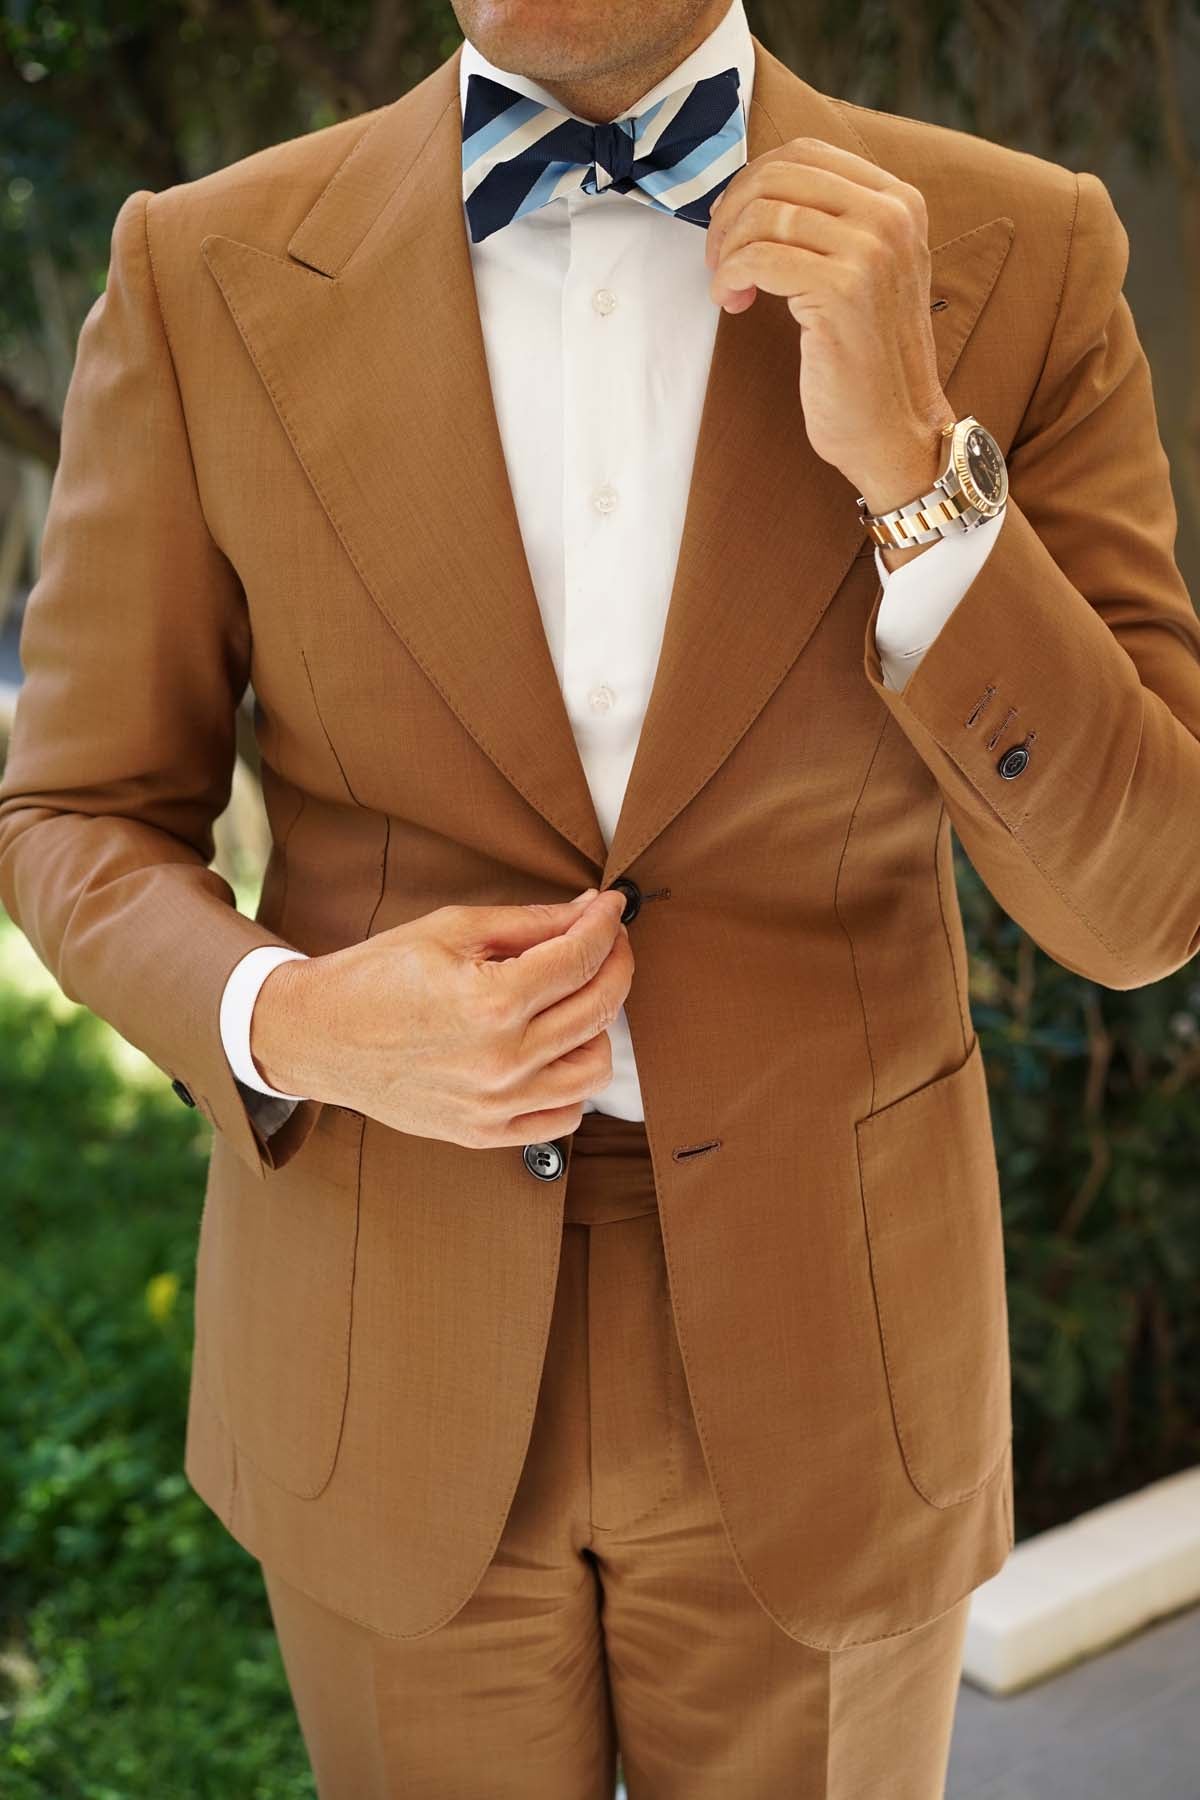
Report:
261,1111,971,1799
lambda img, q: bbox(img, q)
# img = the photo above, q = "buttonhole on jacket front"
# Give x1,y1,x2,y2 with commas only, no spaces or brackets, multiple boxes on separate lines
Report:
672,1138,723,1162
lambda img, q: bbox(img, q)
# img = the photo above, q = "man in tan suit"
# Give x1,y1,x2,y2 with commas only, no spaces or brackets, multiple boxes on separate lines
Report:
3,0,1200,1789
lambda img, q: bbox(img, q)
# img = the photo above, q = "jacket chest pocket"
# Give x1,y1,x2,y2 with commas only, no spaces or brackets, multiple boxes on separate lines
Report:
854,1033,1012,1508
195,1103,365,1499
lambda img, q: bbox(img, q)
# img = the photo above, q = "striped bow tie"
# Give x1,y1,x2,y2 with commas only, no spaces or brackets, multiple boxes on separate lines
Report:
461,64,746,245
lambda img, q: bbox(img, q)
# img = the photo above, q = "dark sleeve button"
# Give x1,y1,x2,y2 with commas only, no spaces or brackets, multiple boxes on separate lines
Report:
608,877,642,923
523,1141,565,1181
171,1077,197,1108
997,744,1030,780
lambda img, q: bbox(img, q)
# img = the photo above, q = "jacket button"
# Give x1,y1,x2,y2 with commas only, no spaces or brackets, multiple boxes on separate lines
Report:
608,876,642,923
171,1077,197,1108
997,744,1030,780
523,1140,565,1181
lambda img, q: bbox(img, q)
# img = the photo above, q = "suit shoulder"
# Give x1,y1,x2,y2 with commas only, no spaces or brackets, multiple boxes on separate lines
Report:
830,96,1079,245
140,104,386,265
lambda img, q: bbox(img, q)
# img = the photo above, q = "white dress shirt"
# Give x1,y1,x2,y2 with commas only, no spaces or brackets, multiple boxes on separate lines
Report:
220,0,1004,1127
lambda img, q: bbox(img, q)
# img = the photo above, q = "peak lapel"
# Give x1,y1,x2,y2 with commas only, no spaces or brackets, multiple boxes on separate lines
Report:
203,45,610,872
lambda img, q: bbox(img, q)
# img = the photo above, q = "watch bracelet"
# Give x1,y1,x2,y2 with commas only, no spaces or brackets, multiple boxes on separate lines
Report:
859,483,974,550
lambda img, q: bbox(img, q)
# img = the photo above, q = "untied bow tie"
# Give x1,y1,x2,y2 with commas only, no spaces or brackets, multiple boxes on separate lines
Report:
461,64,746,245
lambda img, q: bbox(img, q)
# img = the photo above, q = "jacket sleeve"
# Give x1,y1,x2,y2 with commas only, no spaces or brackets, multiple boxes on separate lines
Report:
862,168,1200,989
0,187,324,1178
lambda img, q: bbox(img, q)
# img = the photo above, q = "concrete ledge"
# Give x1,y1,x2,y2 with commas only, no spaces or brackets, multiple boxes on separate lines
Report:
962,1464,1200,1695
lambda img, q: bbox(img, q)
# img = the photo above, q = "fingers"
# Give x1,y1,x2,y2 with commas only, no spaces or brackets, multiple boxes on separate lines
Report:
710,139,899,244
704,143,918,289
490,1040,616,1145
706,164,857,268
495,1100,591,1146
513,1032,615,1115
504,887,629,1017
520,926,632,1068
449,889,600,959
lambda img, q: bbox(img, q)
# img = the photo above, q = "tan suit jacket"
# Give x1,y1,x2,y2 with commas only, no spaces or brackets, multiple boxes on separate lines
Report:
3,36,1199,1651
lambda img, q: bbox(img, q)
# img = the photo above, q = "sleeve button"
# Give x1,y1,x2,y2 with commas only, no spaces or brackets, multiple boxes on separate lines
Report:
171,1077,197,1107
997,744,1030,780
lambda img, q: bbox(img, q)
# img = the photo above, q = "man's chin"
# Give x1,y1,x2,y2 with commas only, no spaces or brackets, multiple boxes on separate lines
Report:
463,0,636,80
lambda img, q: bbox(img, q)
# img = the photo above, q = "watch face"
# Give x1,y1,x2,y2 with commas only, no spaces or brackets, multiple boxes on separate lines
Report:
962,423,1007,506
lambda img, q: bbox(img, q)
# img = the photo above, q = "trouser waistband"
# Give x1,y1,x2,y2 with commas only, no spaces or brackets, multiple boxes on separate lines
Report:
560,1111,657,1226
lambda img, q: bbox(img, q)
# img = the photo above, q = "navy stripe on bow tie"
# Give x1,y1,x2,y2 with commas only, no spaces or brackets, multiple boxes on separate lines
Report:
461,64,746,244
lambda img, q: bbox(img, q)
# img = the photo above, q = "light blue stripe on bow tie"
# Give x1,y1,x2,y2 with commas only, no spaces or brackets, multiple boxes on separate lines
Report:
461,93,546,169
512,159,585,221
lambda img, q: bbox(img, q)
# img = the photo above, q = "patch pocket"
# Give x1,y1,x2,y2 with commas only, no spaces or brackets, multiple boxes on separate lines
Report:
197,1102,365,1499
854,1033,1012,1508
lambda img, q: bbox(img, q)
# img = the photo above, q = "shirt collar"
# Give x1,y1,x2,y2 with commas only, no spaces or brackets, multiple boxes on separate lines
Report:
458,0,755,137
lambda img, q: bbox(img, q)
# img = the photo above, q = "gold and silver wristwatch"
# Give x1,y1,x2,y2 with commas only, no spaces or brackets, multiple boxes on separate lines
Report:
856,415,1008,550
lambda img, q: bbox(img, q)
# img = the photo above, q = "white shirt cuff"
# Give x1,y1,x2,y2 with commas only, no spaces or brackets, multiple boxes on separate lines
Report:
219,944,310,1101
873,504,1007,692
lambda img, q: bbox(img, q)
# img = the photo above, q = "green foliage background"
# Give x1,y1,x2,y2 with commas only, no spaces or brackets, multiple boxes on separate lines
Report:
0,920,315,1795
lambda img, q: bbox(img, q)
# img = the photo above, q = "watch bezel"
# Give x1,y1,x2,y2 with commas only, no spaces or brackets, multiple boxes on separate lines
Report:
950,417,1008,515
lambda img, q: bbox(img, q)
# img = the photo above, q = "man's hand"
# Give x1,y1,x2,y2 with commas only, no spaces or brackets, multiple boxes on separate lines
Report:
704,138,955,518
249,888,633,1148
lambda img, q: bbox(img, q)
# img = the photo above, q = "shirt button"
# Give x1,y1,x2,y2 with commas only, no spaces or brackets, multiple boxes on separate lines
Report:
592,288,618,315
588,683,616,713
593,484,619,515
